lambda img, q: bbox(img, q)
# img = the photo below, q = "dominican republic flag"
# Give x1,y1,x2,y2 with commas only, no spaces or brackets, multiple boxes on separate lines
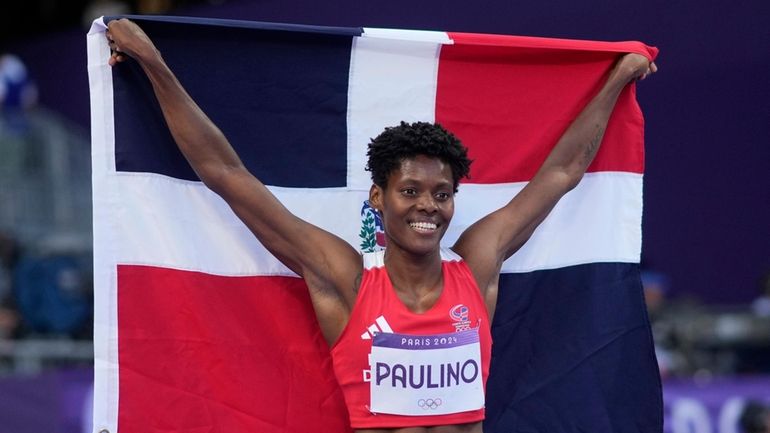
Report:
88,15,661,433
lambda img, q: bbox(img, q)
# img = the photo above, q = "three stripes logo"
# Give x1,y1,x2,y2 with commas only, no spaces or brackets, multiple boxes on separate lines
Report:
360,315,393,339
361,315,393,383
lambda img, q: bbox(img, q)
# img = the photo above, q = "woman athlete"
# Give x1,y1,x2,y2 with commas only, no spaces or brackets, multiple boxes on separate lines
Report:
106,18,656,433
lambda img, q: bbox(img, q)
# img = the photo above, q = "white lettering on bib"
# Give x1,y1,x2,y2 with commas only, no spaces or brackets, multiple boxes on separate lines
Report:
369,328,484,416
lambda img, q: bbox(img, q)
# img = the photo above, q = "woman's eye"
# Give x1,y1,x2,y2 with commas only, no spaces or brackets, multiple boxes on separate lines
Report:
435,192,450,200
402,188,416,196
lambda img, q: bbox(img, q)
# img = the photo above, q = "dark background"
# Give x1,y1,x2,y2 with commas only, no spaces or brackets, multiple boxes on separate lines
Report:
3,0,768,304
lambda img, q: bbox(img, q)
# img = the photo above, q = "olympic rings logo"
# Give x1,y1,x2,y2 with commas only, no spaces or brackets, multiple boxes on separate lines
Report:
417,398,443,410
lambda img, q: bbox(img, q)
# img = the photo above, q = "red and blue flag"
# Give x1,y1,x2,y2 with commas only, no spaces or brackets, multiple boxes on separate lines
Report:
88,15,661,433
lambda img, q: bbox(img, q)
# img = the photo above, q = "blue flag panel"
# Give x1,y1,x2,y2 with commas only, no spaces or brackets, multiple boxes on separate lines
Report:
486,262,662,432
112,16,357,187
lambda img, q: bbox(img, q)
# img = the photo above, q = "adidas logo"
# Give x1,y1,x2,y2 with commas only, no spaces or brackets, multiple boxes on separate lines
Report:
360,315,393,339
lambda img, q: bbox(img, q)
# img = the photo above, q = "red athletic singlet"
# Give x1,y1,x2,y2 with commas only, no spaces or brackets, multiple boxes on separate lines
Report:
330,249,492,429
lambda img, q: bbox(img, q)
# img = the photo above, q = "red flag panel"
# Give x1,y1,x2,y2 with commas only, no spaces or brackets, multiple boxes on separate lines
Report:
437,32,647,184
117,265,351,433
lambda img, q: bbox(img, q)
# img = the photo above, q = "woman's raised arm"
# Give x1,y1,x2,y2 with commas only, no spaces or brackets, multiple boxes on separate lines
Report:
106,18,363,344
453,53,656,304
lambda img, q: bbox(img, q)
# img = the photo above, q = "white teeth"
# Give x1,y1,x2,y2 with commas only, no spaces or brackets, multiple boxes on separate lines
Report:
410,222,437,231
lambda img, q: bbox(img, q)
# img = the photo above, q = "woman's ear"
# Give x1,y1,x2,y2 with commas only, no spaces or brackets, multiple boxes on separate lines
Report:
369,184,383,211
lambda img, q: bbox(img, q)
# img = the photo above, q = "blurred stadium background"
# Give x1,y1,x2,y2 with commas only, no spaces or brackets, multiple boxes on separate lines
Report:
0,1,768,432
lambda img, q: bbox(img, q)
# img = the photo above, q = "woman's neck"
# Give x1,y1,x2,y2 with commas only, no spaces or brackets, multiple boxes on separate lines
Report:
383,246,443,299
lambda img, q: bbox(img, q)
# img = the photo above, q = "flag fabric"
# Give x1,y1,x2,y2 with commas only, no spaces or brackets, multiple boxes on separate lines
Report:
88,15,661,433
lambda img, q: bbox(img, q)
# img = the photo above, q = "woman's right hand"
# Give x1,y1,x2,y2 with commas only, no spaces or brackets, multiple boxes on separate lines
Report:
106,18,158,66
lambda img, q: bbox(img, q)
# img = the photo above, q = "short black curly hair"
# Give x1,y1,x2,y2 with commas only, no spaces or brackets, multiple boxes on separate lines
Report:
366,121,472,192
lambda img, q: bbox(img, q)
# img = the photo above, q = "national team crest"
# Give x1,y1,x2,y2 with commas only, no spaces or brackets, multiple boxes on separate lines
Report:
449,304,472,331
360,200,386,252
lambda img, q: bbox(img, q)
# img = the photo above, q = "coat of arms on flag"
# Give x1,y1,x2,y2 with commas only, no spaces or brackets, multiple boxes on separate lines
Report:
360,200,387,253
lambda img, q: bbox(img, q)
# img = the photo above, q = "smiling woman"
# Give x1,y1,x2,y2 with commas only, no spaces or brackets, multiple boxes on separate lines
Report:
330,125,491,430
104,17,655,433
372,155,456,257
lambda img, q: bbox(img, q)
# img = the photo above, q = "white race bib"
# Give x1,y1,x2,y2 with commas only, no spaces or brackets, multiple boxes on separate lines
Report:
369,328,484,416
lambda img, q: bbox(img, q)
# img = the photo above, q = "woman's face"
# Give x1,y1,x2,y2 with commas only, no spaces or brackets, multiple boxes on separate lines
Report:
370,155,455,257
